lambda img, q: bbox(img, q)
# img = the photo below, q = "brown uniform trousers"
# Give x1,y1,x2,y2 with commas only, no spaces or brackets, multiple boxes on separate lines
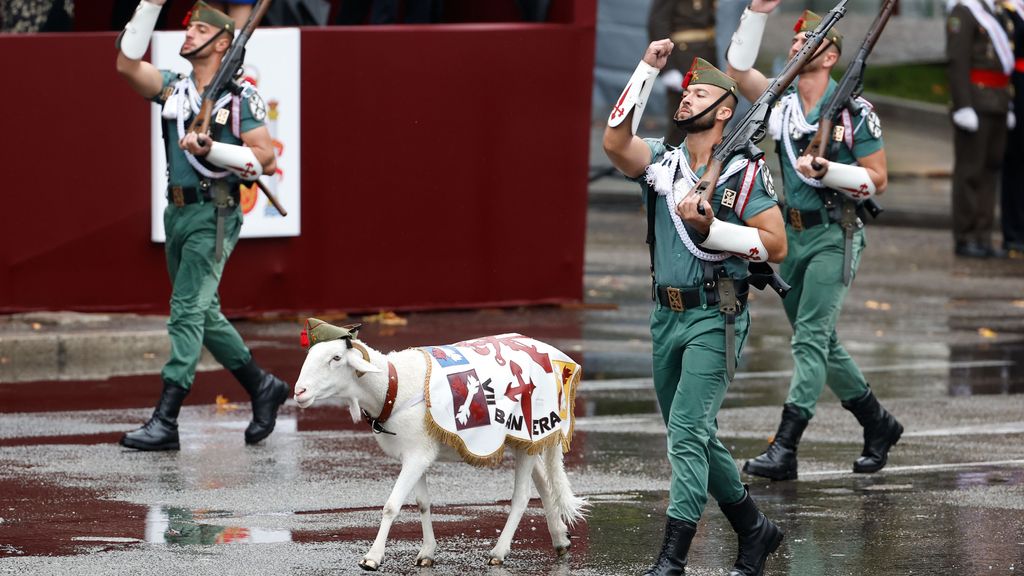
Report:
648,0,717,147
947,2,1014,246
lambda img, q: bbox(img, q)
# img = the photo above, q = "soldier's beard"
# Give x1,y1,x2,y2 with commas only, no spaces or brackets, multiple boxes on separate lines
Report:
674,108,718,133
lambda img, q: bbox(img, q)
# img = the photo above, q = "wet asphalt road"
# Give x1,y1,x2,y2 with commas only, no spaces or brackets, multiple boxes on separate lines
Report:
1,203,1024,575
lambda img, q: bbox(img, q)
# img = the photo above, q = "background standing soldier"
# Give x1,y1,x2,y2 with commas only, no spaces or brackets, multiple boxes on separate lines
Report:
947,0,1015,258
1001,0,1024,259
725,1,904,481
115,0,290,451
648,0,718,147
604,42,786,576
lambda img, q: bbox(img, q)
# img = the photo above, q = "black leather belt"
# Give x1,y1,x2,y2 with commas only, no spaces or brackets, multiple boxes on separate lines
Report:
167,186,207,207
656,281,749,313
785,206,826,231
167,185,241,208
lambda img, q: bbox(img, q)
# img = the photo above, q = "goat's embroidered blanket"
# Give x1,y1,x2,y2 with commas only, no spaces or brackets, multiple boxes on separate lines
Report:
421,333,581,466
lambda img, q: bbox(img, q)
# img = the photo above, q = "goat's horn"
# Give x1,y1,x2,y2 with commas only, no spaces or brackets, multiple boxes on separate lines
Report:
350,341,371,363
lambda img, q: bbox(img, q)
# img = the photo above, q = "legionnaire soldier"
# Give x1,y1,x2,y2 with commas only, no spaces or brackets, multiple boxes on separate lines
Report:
115,0,290,450
648,0,718,146
605,43,786,576
947,0,1016,257
725,2,904,480
1000,0,1024,258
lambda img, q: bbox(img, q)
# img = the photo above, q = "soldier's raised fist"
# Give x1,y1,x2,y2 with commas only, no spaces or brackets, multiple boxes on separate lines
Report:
750,0,781,14
643,39,675,70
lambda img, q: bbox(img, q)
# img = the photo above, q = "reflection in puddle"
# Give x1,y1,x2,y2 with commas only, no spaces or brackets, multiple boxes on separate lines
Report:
949,342,1024,395
145,507,291,545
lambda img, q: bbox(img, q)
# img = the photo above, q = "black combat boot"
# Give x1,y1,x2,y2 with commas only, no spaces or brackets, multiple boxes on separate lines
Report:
742,404,809,481
841,388,903,473
718,487,784,576
120,381,190,451
642,516,697,576
232,356,290,444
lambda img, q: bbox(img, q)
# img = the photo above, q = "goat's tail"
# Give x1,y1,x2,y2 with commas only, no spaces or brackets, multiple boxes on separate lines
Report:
541,444,588,527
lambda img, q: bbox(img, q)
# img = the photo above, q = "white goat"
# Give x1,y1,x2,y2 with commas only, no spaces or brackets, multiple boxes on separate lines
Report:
293,336,587,570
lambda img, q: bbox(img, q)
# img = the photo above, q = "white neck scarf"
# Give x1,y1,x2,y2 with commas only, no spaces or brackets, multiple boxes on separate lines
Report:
645,147,750,261
959,0,1015,74
161,77,235,179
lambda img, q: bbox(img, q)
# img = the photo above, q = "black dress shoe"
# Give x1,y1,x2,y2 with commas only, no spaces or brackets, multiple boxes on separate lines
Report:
955,241,989,258
985,245,1008,259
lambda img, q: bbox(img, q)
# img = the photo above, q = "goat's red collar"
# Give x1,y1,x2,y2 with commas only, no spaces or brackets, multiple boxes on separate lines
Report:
361,361,398,435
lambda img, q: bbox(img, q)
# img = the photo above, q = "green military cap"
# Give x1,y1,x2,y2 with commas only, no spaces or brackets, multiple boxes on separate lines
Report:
794,10,843,53
300,318,362,348
183,0,235,35
682,57,739,97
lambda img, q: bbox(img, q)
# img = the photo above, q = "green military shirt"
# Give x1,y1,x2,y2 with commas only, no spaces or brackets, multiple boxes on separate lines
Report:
152,71,265,189
638,138,780,288
775,79,884,211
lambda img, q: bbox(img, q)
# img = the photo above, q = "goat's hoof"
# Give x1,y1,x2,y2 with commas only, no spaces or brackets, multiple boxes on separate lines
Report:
359,558,380,571
487,557,504,566
415,557,435,567
555,544,571,557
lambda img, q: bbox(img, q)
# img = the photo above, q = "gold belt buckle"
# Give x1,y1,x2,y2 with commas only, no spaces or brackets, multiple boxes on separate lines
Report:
666,287,685,312
789,208,804,231
171,186,185,208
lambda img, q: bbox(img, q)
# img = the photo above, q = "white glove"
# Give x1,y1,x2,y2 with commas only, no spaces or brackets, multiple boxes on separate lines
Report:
1009,110,1017,130
952,107,979,132
661,69,684,92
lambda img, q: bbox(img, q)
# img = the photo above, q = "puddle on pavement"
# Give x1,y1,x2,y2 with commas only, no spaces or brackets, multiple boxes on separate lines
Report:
0,477,147,557
949,341,1024,395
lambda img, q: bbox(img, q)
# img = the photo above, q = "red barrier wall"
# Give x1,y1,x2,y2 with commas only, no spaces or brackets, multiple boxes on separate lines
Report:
1,2,595,315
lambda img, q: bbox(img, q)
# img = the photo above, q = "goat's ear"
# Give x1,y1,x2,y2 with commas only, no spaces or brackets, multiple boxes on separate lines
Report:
346,348,381,374
348,398,362,423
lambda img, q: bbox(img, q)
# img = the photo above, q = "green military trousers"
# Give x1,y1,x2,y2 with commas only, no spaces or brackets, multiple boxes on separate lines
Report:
650,301,749,524
161,202,251,389
780,223,869,419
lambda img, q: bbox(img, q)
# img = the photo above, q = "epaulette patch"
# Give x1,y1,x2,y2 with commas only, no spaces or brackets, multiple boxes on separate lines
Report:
866,111,882,139
762,167,777,199
248,93,267,121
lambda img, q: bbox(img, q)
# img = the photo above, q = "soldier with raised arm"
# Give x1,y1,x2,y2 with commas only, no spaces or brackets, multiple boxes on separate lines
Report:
725,0,903,481
604,40,786,576
115,0,289,451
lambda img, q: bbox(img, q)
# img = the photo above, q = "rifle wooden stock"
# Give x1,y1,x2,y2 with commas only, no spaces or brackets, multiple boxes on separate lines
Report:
256,179,287,216
185,0,285,216
693,0,849,215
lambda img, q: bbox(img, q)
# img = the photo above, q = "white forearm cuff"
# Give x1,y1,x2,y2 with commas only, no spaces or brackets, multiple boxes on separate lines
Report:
207,142,264,181
727,9,768,72
608,61,660,134
118,1,162,60
699,218,769,262
822,162,877,200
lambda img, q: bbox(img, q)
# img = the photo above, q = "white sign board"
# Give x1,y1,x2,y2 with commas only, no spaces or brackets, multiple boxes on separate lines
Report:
150,28,301,241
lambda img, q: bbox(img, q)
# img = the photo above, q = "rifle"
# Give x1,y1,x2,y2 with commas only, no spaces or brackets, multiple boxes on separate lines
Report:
188,0,287,217
694,0,849,215
804,0,897,219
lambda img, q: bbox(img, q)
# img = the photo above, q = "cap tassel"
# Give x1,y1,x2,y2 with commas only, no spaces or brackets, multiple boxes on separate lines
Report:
793,17,805,33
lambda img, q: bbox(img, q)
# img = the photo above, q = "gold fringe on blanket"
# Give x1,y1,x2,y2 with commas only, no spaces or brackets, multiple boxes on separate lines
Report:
419,348,581,468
